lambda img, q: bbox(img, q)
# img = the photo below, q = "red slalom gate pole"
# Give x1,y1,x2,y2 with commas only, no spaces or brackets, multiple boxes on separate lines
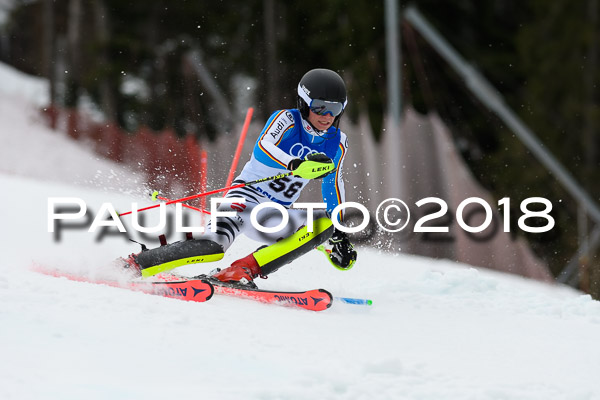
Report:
200,149,208,225
118,171,293,217
224,107,253,189
119,110,254,218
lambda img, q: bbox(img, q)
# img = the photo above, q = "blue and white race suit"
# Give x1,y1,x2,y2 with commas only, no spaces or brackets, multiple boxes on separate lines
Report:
204,108,349,251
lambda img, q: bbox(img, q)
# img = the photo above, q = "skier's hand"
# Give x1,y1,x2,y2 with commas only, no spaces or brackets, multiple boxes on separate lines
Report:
288,153,335,179
328,229,357,270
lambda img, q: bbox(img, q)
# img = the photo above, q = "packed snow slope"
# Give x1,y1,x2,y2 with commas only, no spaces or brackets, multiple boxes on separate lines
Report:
1,62,600,400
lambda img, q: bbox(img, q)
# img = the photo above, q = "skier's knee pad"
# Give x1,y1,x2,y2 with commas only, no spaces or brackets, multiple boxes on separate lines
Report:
254,217,334,276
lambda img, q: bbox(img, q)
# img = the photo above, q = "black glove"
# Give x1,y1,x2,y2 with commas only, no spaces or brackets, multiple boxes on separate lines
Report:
287,153,334,179
328,228,357,269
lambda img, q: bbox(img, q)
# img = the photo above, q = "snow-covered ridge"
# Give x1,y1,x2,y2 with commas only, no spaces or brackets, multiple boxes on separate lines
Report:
0,62,48,106
0,62,147,193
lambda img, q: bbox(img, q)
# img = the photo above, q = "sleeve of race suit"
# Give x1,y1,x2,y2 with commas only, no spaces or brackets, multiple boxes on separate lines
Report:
253,110,296,169
322,132,348,222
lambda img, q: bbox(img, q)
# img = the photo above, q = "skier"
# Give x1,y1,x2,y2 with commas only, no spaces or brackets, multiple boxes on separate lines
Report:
122,68,357,286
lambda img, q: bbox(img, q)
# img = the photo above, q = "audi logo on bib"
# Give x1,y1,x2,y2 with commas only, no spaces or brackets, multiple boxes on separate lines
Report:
289,143,319,158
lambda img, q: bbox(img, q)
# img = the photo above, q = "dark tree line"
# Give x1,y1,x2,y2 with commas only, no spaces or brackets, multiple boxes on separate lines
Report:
2,0,390,137
2,0,599,295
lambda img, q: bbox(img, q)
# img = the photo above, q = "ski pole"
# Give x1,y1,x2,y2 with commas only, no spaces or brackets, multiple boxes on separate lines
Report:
150,191,210,215
118,171,293,217
334,297,373,306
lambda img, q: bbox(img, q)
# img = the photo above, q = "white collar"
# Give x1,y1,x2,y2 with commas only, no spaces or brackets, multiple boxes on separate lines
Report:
301,117,327,135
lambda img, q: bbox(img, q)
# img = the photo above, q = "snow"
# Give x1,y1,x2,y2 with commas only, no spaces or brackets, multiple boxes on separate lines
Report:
1,62,600,400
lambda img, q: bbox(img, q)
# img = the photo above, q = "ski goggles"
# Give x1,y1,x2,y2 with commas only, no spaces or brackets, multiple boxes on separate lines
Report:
309,99,345,117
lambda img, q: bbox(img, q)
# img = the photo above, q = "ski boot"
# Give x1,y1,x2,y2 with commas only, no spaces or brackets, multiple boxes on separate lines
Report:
211,217,334,287
211,253,262,288
116,253,142,278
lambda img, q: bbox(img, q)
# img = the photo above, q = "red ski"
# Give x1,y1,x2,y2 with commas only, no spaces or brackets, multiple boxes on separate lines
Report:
32,265,214,303
212,284,332,312
156,273,333,311
32,267,367,311
192,275,332,311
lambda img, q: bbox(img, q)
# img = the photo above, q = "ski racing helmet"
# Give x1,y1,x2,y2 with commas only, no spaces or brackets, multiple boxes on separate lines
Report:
297,68,347,129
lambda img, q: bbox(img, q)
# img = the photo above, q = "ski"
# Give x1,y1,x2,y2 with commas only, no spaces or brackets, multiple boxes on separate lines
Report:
157,273,333,311
126,279,213,303
32,265,214,303
210,279,333,312
33,266,370,310
206,278,372,309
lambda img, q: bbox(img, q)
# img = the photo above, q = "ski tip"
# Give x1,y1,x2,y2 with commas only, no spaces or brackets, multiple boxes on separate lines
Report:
151,190,159,201
201,278,215,301
318,289,333,309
